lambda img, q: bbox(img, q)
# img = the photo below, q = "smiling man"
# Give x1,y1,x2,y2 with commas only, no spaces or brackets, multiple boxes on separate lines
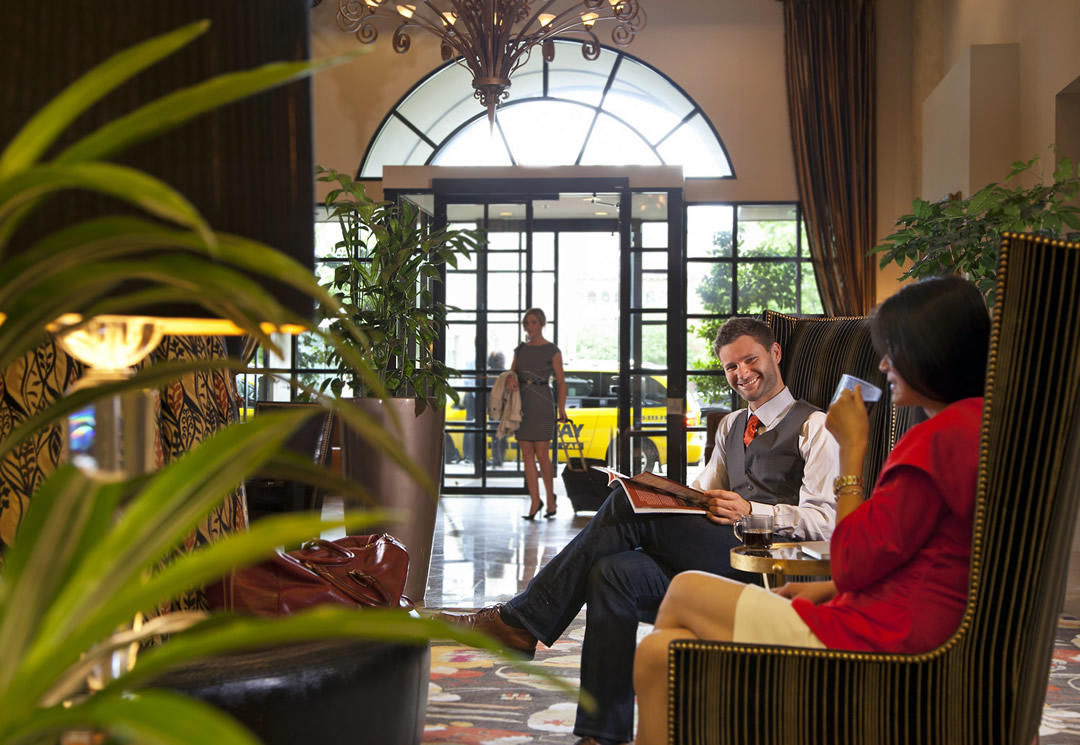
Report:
439,317,838,745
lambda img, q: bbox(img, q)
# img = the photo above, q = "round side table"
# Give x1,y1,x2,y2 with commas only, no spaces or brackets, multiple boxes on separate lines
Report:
730,542,830,589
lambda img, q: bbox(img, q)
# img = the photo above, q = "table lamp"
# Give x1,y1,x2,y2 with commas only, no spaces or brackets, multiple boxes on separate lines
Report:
2,1,317,477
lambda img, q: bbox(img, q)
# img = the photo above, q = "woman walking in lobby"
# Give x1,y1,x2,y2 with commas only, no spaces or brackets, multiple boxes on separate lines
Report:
508,307,568,520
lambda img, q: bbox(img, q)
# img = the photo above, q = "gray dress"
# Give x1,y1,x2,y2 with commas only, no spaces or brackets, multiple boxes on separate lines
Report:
514,342,558,441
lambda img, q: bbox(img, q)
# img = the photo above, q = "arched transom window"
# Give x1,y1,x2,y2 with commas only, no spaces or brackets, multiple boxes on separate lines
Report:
360,40,733,179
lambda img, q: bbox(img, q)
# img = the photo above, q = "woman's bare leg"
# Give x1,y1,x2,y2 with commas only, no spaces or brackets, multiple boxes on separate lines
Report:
634,572,749,745
533,440,557,513
635,627,697,745
519,440,542,515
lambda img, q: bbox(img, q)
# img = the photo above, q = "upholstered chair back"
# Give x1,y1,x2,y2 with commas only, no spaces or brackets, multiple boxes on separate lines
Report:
763,310,924,490
670,234,1080,744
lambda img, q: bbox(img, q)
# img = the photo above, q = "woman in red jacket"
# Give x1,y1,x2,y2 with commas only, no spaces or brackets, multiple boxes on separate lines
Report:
633,276,990,745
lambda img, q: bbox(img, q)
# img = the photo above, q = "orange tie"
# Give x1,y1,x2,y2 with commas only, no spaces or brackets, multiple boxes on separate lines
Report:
743,414,763,448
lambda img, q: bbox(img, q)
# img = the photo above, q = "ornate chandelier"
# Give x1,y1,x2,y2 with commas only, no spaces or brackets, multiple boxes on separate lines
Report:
337,0,646,124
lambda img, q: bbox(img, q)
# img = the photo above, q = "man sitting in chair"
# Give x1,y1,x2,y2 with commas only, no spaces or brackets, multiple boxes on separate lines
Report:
440,317,839,745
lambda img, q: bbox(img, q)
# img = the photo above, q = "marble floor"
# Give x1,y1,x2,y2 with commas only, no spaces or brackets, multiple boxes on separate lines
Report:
422,495,589,609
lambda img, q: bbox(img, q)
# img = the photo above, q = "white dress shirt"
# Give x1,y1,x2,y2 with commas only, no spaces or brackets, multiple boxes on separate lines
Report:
689,387,839,541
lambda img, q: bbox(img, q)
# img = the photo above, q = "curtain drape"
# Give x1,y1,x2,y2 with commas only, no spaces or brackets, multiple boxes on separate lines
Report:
783,0,877,316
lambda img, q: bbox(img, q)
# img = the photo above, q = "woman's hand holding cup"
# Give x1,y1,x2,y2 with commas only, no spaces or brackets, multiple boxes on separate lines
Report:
826,385,870,453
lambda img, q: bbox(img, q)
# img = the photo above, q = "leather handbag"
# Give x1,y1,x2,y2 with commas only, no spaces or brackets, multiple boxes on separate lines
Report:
208,534,411,615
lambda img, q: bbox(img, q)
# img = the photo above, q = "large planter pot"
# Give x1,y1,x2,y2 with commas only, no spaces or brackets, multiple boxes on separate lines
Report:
340,398,444,603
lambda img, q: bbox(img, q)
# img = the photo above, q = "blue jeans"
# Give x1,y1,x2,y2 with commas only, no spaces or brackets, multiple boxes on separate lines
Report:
505,489,752,743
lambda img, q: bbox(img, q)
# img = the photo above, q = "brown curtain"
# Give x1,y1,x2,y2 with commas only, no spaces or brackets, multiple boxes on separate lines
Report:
783,0,877,315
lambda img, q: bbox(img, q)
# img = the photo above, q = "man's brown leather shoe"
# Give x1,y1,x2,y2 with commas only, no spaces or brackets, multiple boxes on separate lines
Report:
437,604,538,659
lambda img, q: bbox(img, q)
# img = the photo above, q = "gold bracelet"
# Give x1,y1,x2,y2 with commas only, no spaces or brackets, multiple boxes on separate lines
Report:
833,474,864,496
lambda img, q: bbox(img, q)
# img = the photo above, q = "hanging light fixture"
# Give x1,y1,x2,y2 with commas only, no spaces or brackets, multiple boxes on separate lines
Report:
337,0,646,125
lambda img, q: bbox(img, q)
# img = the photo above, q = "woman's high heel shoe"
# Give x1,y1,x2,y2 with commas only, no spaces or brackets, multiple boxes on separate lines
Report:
523,504,542,521
544,510,557,519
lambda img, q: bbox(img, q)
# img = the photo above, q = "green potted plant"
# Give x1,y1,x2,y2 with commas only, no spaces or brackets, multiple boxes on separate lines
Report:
874,155,1080,303
313,166,480,601
0,21,561,745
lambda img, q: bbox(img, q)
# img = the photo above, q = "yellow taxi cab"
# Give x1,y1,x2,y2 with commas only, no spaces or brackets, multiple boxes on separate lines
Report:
444,372,704,472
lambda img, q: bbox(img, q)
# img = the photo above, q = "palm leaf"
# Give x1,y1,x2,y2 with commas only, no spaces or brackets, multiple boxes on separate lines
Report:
4,689,262,745
57,52,365,166
0,163,214,251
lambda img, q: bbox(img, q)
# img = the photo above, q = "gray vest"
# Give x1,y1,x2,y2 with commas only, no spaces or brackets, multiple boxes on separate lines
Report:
723,400,818,506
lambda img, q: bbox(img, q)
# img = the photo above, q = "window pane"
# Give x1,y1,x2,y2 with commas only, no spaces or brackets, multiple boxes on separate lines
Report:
687,205,734,258
557,232,619,366
641,221,667,248
499,100,593,165
358,116,433,178
446,272,476,310
488,230,522,252
604,57,694,143
532,276,555,324
488,271,523,309
690,372,733,411
489,203,526,220
397,63,477,143
488,252,523,271
801,267,824,314
579,112,661,166
686,322,716,370
534,232,555,271
739,221,797,259
435,120,514,166
690,261,731,316
656,112,733,178
315,221,348,259
737,261,798,314
446,322,477,371
632,313,667,368
547,44,618,106
738,205,798,258
641,251,666,271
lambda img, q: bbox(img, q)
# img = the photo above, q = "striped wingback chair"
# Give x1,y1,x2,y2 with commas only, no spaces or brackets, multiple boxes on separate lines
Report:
669,233,1080,744
763,310,925,490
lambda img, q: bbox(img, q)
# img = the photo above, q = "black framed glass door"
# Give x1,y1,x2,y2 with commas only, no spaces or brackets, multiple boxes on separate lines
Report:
394,176,693,495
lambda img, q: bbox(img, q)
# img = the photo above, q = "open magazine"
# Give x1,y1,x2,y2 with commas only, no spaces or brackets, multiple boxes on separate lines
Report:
592,466,710,515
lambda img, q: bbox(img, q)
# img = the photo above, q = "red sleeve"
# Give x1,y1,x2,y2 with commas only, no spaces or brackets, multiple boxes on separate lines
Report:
829,466,947,592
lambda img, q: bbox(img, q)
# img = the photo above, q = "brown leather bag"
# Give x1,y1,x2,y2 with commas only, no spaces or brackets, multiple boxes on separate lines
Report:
209,534,411,615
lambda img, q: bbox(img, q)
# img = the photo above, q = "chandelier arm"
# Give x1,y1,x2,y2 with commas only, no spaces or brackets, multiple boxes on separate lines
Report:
388,6,450,39
511,0,562,47
534,5,604,37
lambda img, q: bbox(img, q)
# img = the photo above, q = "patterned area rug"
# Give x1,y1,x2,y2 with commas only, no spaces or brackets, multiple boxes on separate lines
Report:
424,611,623,745
1042,616,1080,742
425,613,1080,744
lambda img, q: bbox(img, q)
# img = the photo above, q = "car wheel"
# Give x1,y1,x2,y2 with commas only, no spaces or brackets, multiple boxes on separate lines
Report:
641,439,660,473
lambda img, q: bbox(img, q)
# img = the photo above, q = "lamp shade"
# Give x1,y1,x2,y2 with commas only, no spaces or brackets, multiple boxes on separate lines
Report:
0,0,316,331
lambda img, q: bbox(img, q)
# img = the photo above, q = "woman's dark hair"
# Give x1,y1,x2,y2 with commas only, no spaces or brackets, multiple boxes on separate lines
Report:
870,276,989,404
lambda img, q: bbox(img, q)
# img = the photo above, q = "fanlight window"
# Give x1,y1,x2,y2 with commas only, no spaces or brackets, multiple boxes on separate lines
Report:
360,41,733,179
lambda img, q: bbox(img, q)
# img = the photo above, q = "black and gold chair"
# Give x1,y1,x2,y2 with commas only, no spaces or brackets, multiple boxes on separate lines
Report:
668,233,1080,744
764,309,924,491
